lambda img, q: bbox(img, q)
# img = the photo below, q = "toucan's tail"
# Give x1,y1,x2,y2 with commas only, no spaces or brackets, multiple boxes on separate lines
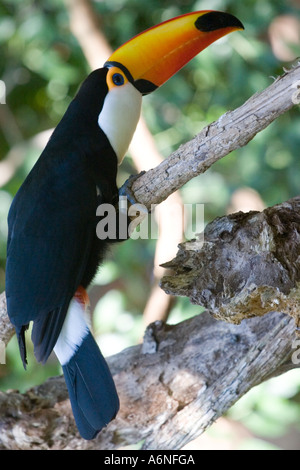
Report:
62,331,119,440
54,287,119,440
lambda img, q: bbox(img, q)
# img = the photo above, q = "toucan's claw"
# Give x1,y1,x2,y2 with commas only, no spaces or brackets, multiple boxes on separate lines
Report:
119,171,146,206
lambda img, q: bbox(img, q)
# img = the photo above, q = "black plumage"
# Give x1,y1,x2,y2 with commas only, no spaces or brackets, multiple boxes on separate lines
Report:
6,68,118,365
6,68,120,436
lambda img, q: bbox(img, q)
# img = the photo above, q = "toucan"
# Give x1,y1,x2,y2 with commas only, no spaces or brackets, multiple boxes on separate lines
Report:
6,11,244,440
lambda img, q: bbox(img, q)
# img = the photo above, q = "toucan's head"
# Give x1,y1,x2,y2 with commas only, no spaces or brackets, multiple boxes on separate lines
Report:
97,10,244,163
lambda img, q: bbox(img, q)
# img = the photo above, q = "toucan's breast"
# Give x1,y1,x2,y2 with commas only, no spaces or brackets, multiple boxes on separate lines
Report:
98,81,142,164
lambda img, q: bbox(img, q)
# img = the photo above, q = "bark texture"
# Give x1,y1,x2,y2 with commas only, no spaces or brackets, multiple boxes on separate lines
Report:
0,310,297,450
161,197,300,328
123,63,300,208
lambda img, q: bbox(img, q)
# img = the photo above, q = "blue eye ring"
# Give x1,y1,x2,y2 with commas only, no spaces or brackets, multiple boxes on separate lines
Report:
112,73,125,86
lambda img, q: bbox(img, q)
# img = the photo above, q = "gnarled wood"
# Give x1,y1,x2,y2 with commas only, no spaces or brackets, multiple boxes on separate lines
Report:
161,196,300,328
0,310,297,450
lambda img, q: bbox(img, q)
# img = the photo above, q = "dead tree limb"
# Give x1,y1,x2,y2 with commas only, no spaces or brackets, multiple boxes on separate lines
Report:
125,63,300,208
161,196,300,329
0,309,297,450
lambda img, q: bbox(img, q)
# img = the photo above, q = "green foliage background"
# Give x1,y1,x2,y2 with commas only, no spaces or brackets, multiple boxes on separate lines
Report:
0,0,300,449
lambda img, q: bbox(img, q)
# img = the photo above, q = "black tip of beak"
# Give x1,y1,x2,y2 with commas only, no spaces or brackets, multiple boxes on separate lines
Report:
195,11,244,32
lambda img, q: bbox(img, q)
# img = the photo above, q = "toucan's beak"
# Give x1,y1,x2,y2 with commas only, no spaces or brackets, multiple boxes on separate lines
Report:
104,11,244,95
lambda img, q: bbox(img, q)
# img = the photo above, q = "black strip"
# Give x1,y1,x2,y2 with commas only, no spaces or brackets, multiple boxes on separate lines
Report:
104,61,135,84
195,11,244,32
104,61,157,95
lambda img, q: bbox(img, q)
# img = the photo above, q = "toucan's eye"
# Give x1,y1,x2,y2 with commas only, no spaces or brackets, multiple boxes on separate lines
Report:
112,73,125,86
106,67,128,90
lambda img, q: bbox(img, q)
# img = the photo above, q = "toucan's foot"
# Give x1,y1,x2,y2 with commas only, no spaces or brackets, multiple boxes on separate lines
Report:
118,171,146,206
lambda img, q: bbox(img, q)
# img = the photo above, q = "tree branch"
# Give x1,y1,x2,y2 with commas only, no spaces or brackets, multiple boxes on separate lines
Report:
124,63,300,208
161,196,300,329
0,310,297,450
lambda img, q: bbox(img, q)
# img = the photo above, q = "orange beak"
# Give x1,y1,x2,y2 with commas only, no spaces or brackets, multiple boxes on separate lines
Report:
105,11,244,94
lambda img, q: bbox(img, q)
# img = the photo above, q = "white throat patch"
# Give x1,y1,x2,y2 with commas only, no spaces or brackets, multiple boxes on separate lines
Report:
98,82,142,164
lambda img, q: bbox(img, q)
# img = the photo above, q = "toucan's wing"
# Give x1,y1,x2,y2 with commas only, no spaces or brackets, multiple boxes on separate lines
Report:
6,150,97,364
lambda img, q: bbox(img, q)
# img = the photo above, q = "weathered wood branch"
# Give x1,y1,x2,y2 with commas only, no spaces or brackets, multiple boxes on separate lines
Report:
0,309,297,450
124,63,300,208
1,64,300,449
161,196,300,329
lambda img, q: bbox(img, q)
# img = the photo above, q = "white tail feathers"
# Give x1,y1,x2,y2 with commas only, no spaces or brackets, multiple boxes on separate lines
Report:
54,287,90,366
